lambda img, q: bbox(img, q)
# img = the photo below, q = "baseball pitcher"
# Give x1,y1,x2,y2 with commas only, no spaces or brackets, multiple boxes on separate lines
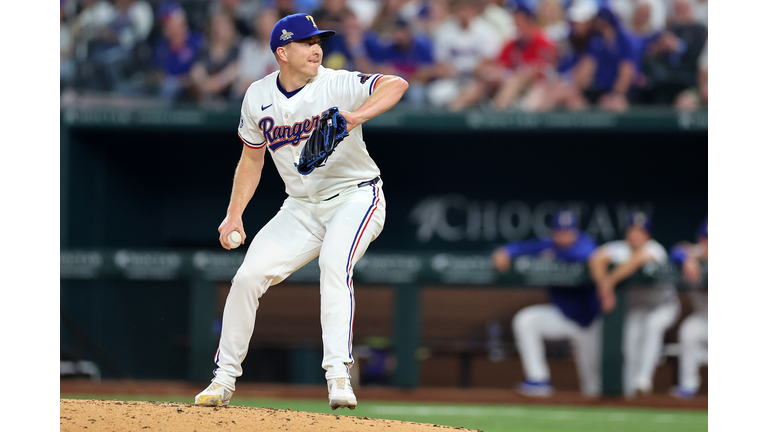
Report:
194,13,409,409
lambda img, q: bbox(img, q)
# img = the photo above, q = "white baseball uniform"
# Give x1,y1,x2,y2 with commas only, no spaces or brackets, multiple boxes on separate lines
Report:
211,66,387,391
600,239,680,396
677,245,708,393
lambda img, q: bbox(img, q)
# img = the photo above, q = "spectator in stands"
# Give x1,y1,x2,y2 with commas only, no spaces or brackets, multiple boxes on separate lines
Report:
313,0,353,32
370,0,409,34
234,8,279,99
88,0,154,94
588,212,680,397
190,13,241,104
347,0,380,29
691,0,707,26
366,17,436,108
426,0,502,108
61,2,76,89
419,0,452,36
151,5,206,103
491,210,602,398
208,0,261,37
558,0,597,78
609,0,666,35
331,10,380,72
537,0,569,49
627,0,662,56
274,0,298,18
477,0,516,42
674,38,706,111
448,1,557,112
399,0,433,32
537,4,637,112
639,0,707,105
70,0,116,63
669,219,707,399
69,0,116,90
625,0,663,92
312,0,358,69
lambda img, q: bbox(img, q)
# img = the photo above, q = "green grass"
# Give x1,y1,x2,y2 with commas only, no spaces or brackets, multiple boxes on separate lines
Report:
61,394,707,432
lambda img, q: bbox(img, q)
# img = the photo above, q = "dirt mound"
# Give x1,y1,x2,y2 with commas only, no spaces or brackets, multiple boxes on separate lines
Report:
60,399,478,432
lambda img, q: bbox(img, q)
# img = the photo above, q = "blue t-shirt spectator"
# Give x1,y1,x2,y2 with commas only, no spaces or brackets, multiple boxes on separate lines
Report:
501,232,600,327
153,31,205,77
585,27,637,91
365,31,434,78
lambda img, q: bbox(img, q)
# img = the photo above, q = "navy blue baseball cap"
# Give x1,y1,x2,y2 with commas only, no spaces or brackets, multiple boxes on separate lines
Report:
627,212,652,232
270,13,336,52
697,219,708,238
550,210,579,231
512,1,535,17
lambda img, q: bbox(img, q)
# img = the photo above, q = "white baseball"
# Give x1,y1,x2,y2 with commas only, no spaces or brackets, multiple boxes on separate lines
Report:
228,231,242,249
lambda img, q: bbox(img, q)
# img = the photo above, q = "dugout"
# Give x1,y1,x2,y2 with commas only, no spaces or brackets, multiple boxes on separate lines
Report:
60,106,707,394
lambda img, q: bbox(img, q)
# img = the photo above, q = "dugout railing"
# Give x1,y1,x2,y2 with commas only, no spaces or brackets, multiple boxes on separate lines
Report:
60,249,706,396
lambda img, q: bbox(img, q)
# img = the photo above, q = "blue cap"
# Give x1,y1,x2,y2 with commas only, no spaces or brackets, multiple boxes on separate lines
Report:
509,0,534,17
596,5,621,29
697,219,708,238
269,13,336,52
627,212,652,232
550,210,579,231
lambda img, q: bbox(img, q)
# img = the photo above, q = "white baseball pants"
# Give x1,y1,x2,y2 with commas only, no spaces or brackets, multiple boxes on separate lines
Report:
677,312,708,391
623,300,680,396
513,304,603,397
211,182,385,391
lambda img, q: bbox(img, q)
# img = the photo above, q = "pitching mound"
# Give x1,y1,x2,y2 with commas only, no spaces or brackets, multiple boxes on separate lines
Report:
60,399,477,431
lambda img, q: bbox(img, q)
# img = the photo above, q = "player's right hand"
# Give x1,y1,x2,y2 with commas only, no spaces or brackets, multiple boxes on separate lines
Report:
682,257,702,285
218,215,246,250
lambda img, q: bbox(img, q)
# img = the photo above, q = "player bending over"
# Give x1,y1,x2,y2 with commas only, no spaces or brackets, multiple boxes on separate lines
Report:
588,212,679,397
492,210,602,397
194,13,408,410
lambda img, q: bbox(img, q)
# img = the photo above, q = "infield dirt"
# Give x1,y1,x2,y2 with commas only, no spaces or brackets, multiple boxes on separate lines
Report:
60,399,478,432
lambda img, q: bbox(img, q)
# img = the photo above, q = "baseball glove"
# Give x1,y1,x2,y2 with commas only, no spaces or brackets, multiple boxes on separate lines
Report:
296,107,349,175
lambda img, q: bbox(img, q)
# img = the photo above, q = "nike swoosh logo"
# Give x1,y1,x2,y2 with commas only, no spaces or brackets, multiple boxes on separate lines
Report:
262,104,272,111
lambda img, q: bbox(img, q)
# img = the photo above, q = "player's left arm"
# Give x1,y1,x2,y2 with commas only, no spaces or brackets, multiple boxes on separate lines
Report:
341,75,409,132
603,250,654,287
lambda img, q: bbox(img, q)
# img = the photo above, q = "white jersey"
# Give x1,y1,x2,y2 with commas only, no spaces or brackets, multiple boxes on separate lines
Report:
433,17,501,77
238,66,383,203
600,239,677,308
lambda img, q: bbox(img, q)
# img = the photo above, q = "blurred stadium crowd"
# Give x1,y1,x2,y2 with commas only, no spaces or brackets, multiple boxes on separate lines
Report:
60,0,707,111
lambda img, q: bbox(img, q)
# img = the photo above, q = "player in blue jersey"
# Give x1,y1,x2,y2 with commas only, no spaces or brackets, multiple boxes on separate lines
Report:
491,210,602,397
669,219,707,399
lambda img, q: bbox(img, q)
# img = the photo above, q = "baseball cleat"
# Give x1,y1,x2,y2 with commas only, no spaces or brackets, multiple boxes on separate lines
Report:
328,377,357,410
516,380,554,397
671,386,697,400
195,382,233,407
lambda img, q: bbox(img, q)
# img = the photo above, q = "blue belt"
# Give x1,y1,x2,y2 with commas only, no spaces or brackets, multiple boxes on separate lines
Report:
324,177,380,202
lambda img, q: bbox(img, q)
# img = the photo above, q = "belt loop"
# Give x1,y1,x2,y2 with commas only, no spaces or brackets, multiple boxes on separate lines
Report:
357,176,380,188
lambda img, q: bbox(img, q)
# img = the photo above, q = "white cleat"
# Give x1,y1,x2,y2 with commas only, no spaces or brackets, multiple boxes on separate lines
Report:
328,377,358,410
195,382,233,407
